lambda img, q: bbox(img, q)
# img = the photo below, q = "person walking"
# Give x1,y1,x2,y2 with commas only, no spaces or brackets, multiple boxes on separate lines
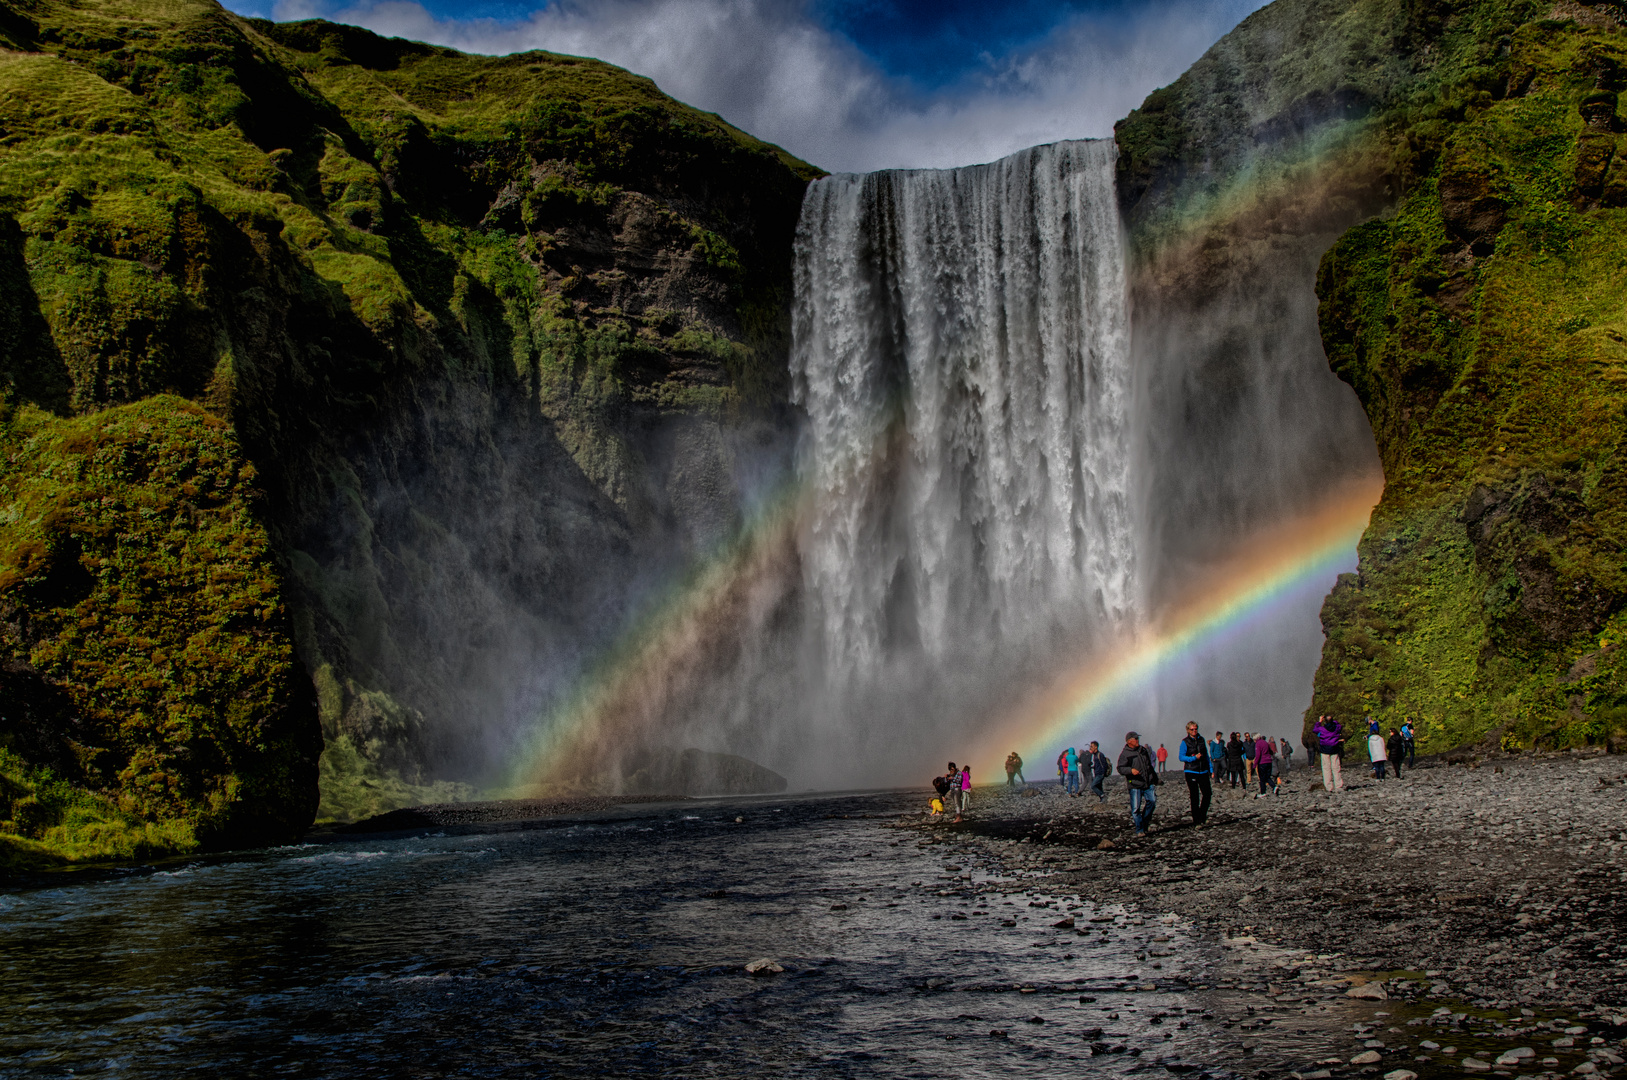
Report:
1386,727,1405,780
1401,720,1416,768
1088,741,1111,802
1279,736,1294,775
1209,732,1226,783
1065,745,1081,796
1156,743,1169,774
1224,733,1245,789
1116,732,1158,835
1179,721,1212,826
1313,715,1345,792
1253,733,1275,797
1012,751,1025,786
1243,732,1256,786
1368,720,1388,780
1057,750,1067,790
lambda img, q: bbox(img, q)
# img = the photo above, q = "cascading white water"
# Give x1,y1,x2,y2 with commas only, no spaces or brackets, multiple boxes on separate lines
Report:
790,139,1136,699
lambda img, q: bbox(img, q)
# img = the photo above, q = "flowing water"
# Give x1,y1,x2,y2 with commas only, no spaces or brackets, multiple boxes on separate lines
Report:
765,140,1138,772
3,795,1248,1079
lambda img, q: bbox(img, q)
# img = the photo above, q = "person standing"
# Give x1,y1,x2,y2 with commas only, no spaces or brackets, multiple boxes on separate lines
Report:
1156,743,1168,774
1313,715,1345,792
1244,732,1258,786
1179,721,1212,826
1386,728,1405,779
1088,741,1111,802
1012,751,1025,787
1401,720,1416,768
955,765,972,821
1006,752,1019,789
1065,745,1081,796
1057,750,1067,790
1117,732,1158,835
1279,737,1294,775
1209,732,1226,783
1224,733,1245,789
1368,720,1388,780
1253,733,1275,797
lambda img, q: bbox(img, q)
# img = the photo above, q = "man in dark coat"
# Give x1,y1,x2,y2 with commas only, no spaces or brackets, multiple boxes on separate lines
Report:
1116,732,1158,835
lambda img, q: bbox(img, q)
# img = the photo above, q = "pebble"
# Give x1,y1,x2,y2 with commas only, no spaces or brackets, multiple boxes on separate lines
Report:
1383,1071,1419,1080
1464,1058,1492,1071
1347,983,1388,1001
744,958,783,975
1351,1051,1383,1065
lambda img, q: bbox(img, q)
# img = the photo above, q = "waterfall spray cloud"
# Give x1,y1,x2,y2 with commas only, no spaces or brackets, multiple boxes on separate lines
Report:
964,476,1383,775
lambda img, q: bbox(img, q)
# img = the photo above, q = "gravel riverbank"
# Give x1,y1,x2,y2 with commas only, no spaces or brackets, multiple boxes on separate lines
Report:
898,751,1627,1078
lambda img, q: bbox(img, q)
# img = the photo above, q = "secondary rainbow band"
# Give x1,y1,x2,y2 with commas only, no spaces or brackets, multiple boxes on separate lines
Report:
972,478,1383,774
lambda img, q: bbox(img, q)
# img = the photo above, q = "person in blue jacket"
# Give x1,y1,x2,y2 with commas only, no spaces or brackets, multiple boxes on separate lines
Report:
1208,731,1226,782
1178,720,1212,826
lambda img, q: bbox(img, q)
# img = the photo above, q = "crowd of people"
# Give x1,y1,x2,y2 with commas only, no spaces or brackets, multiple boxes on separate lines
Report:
934,716,1421,832
937,712,1418,829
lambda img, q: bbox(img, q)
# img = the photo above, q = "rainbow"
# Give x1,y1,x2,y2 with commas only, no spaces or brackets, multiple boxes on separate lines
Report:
966,477,1383,774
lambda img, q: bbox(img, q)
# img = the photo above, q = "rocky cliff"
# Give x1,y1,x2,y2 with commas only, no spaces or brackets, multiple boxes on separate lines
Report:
0,0,815,866
1118,0,1627,759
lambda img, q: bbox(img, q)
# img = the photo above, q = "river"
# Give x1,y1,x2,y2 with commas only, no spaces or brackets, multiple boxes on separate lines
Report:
3,791,1241,1078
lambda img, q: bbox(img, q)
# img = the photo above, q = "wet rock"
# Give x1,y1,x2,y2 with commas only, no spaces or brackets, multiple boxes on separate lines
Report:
1463,1058,1493,1070
1026,1015,1045,1024
1383,1071,1419,1080
1054,916,1076,928
830,903,848,911
1097,839,1116,850
745,958,783,975
1347,982,1388,1001
1497,1049,1536,1066
1573,1064,1598,1075
990,1029,1008,1039
1351,1051,1384,1065
1294,1071,1333,1079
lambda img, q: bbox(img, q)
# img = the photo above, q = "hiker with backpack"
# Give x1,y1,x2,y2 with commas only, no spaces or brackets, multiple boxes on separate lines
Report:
1116,732,1159,835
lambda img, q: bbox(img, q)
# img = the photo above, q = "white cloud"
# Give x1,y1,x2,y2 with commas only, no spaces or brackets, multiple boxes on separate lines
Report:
263,0,1268,171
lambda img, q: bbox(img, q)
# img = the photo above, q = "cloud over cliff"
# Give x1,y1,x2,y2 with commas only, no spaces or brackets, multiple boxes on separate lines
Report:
244,0,1267,171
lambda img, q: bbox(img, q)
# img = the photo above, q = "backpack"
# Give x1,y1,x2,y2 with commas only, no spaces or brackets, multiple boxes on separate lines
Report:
933,776,950,798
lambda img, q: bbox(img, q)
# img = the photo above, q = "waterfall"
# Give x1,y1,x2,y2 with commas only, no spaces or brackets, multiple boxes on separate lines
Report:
790,139,1136,706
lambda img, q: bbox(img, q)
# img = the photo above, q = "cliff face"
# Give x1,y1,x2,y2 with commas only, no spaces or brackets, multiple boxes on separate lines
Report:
1117,0,1626,758
0,0,815,864
1309,4,1627,756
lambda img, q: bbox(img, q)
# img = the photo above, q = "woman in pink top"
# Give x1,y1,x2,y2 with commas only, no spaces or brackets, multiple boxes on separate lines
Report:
953,766,971,821
1253,735,1275,798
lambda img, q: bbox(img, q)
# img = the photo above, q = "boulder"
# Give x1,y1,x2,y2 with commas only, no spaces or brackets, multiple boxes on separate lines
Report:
1347,981,1389,1000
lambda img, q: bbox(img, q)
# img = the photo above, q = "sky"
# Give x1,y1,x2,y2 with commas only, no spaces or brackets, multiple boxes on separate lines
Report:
222,0,1271,172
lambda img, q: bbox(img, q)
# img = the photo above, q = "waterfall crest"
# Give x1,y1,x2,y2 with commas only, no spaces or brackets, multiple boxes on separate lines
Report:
791,139,1136,702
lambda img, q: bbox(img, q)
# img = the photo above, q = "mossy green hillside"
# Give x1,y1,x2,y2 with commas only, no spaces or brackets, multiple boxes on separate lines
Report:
1308,8,1627,756
0,0,819,850
0,397,319,865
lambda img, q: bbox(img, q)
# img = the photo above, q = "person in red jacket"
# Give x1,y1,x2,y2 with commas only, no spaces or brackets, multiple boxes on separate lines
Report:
1156,743,1168,773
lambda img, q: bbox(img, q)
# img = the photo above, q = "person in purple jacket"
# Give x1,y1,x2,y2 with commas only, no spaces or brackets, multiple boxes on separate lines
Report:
1253,733,1275,797
1313,715,1345,793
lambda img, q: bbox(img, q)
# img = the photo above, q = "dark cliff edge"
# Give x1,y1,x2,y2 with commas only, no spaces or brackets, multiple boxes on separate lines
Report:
0,0,817,868
1118,0,1627,758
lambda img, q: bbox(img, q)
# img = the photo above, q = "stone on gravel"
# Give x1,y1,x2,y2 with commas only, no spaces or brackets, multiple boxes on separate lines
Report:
1294,1071,1332,1079
1573,1064,1597,1075
1347,982,1388,1001
1383,1070,1419,1080
1496,1049,1536,1065
1097,839,1115,850
1351,1051,1383,1064
1463,1058,1492,1071
745,958,783,975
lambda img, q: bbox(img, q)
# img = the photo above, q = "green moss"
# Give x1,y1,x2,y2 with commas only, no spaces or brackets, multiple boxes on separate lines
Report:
0,397,319,853
0,747,196,870
315,734,473,824
1308,5,1627,755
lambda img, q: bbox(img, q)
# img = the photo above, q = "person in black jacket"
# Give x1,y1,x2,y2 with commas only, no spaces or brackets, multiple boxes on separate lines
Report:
1087,741,1111,802
1177,720,1212,826
1224,734,1245,789
1386,728,1406,780
1116,732,1158,835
